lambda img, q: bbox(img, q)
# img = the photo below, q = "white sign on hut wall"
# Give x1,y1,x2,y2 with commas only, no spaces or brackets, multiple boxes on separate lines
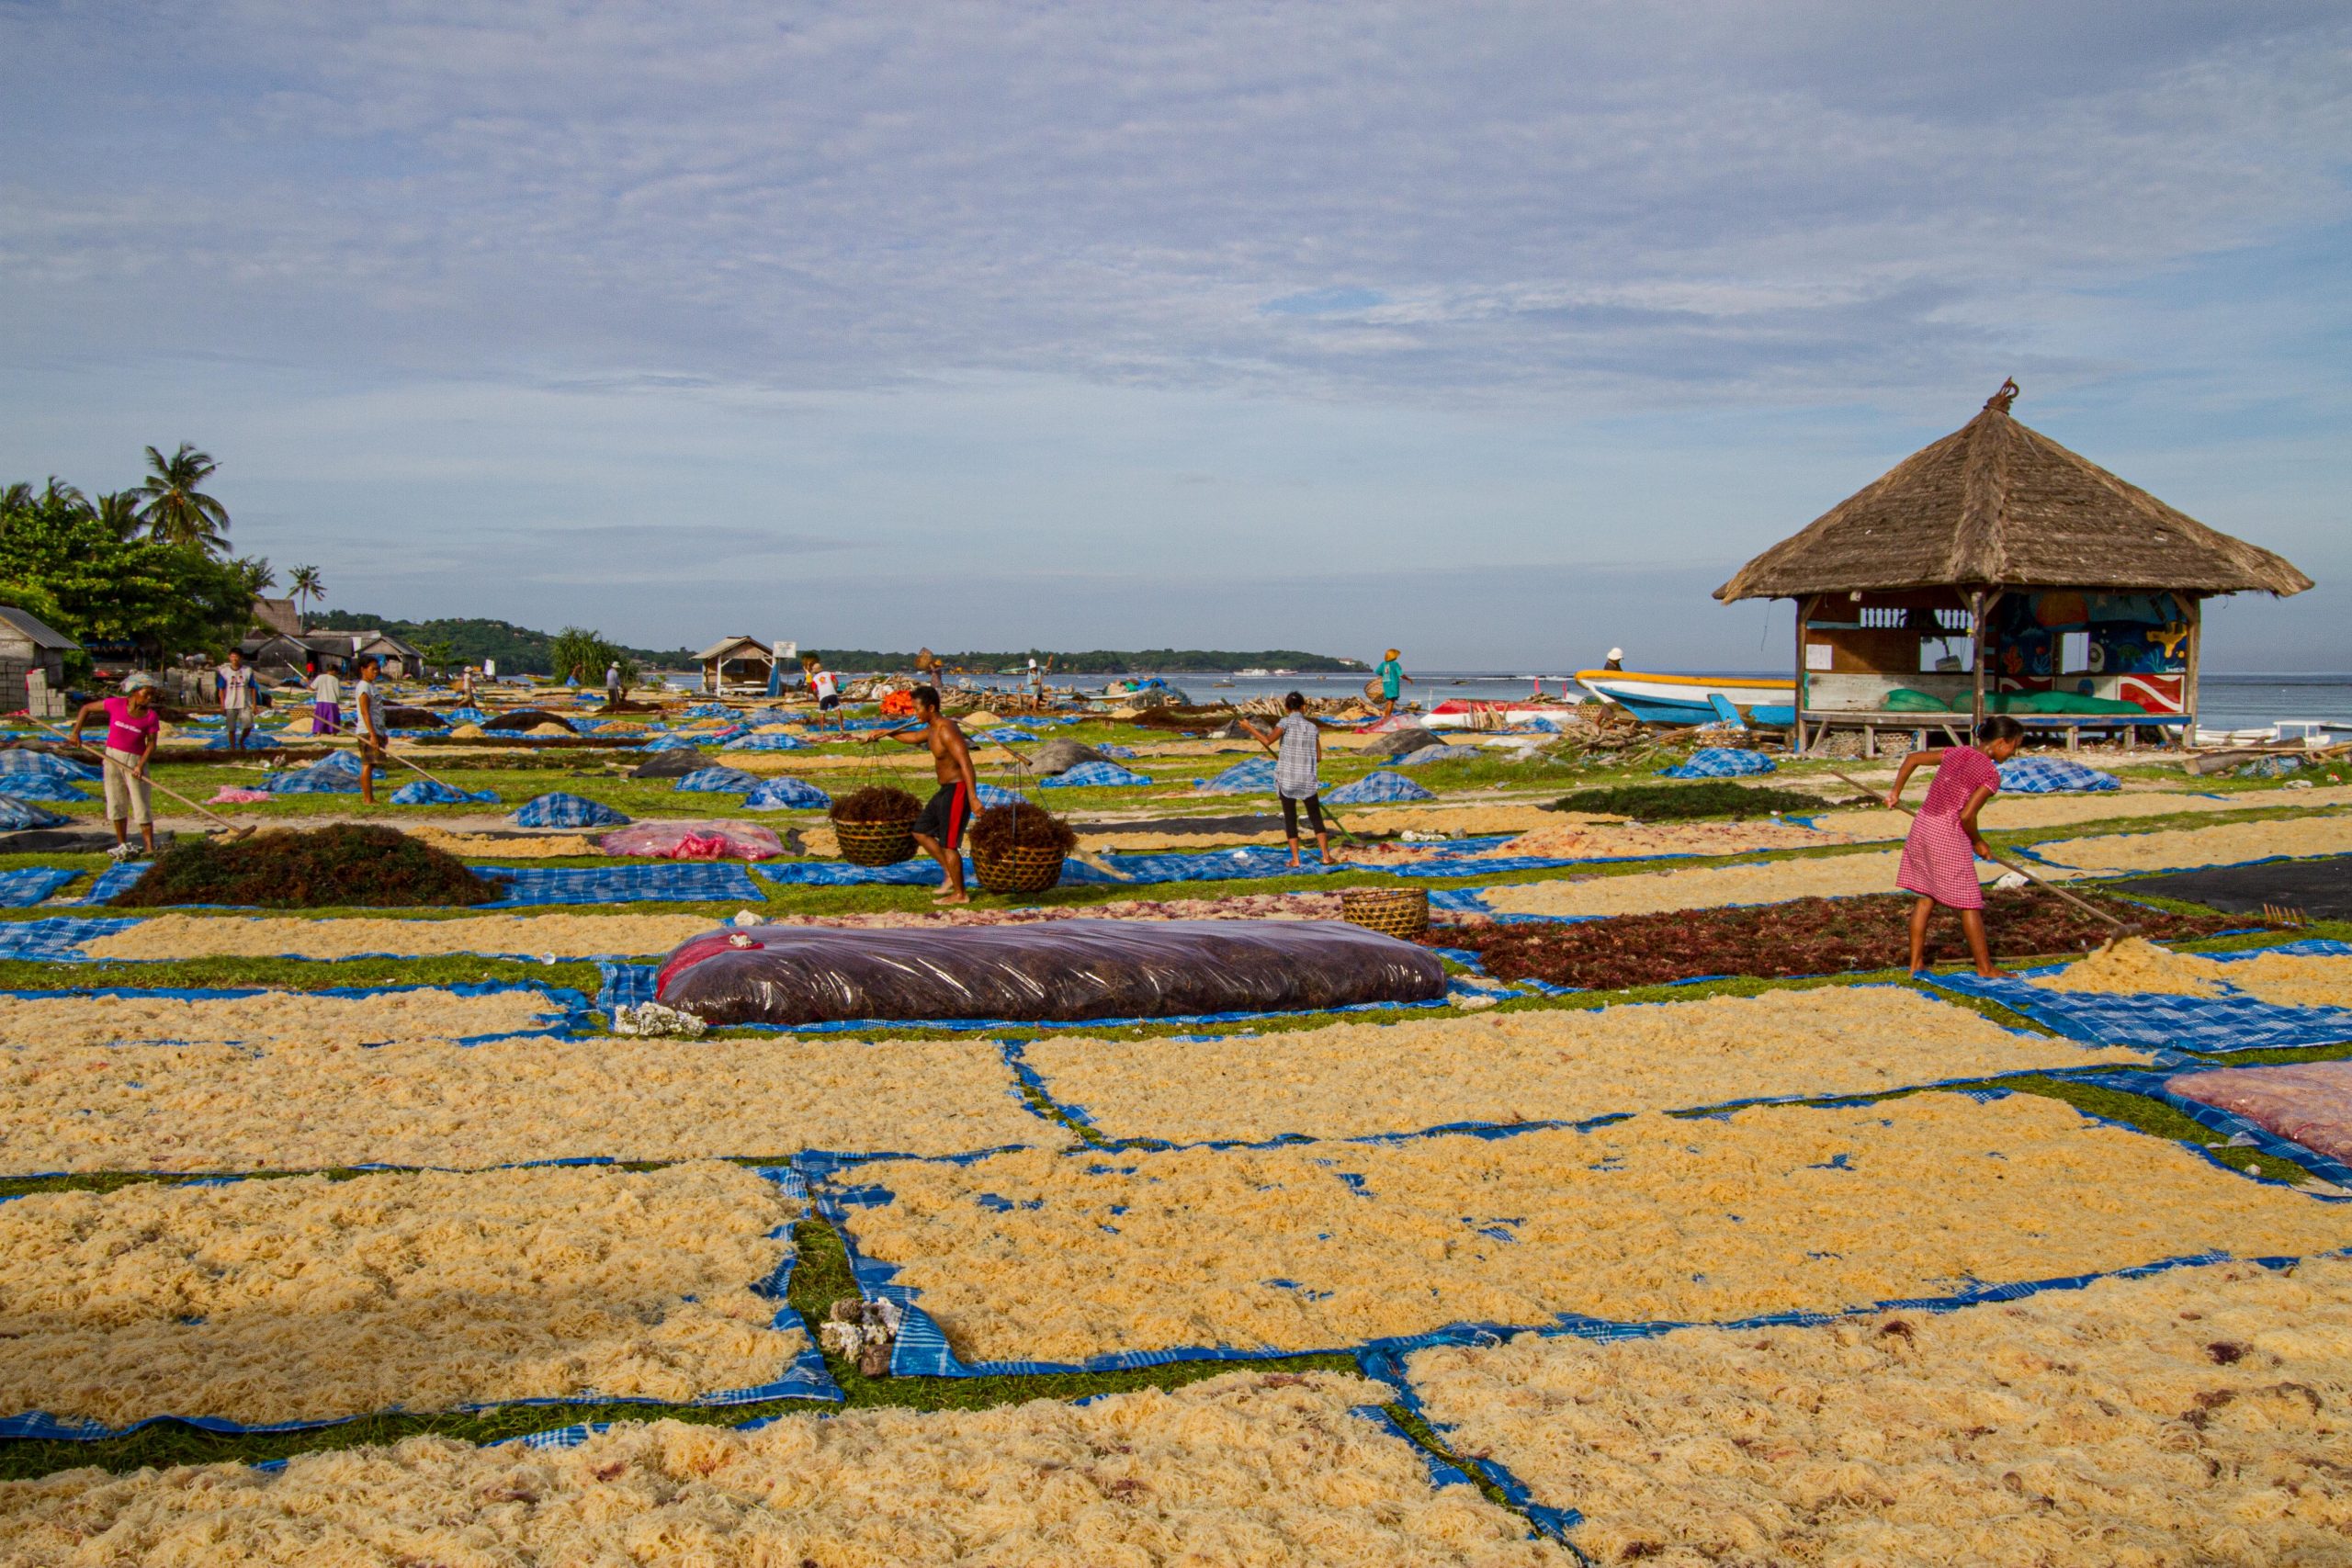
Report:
1805,643,1832,671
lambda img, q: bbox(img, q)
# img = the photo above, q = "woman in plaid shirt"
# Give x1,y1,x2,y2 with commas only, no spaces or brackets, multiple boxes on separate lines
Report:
1241,691,1344,869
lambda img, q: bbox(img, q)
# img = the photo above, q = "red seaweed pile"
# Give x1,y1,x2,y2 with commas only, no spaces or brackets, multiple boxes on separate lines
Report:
1430,890,2250,990
109,825,503,908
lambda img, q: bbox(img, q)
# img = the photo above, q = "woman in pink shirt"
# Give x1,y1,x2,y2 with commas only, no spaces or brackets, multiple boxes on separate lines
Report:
1884,716,2027,978
73,671,164,861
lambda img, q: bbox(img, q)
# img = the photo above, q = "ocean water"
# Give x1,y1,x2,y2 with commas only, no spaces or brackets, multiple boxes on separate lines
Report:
943,669,2352,733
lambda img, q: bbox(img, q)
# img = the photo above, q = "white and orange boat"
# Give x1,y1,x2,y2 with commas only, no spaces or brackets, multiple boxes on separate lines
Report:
1573,669,1795,726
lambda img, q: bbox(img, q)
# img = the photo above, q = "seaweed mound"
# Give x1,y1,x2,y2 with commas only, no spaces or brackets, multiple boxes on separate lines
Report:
483,709,576,734
969,800,1077,860
830,784,921,824
1544,781,1860,821
108,824,503,909
382,706,446,729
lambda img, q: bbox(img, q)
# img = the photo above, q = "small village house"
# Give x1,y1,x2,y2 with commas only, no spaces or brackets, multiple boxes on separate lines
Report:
0,605,76,716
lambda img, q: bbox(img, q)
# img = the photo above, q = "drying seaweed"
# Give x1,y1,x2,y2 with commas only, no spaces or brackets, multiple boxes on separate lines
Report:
968,800,1078,860
1431,889,2245,990
1126,704,1238,731
829,784,922,825
380,705,445,729
107,825,503,909
1544,781,1866,820
482,709,576,733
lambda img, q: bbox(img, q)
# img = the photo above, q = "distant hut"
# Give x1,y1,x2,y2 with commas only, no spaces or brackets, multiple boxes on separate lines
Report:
697,635,776,697
1715,381,2312,753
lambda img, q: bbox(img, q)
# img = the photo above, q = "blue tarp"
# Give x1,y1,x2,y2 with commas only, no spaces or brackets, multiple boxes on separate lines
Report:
975,782,1026,807
390,779,499,806
1040,761,1154,788
2078,1067,2352,1190
0,796,69,830
673,766,762,795
1197,757,1280,794
741,776,831,810
722,733,809,751
1659,747,1776,778
0,978,595,1046
638,735,708,751
0,868,80,908
0,916,141,960
0,773,90,802
974,728,1040,745
1389,744,1466,767
475,863,764,907
1999,757,2121,793
1925,940,2352,1053
0,749,99,781
512,791,631,829
1324,770,1435,805
74,863,148,904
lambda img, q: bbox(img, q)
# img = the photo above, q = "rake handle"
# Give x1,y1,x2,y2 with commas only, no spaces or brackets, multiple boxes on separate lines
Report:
1826,764,2133,932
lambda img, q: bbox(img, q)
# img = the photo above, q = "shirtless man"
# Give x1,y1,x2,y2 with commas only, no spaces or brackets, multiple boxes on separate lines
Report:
865,684,978,903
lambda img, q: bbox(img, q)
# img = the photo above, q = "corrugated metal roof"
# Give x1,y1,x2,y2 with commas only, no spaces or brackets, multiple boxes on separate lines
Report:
0,605,77,649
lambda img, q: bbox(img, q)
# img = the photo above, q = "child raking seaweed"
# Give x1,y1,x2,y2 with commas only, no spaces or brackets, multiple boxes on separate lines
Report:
1884,716,2027,977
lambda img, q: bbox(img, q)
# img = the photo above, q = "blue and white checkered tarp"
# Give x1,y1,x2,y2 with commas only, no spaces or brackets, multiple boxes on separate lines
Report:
1998,757,2120,793
0,868,80,908
1099,745,1137,759
0,915,141,960
741,776,831,810
390,778,499,806
0,1165,840,1439
263,752,362,794
1925,940,2352,1053
0,749,98,781
1389,743,1466,767
637,735,708,751
673,766,762,795
722,732,809,751
596,961,662,1009
1197,757,1280,794
2074,1067,2352,1190
1659,747,1776,778
475,863,765,906
0,795,69,830
0,978,595,1046
974,728,1039,745
440,707,488,725
74,863,148,904
512,791,631,829
1040,761,1154,789
0,773,90,802
1324,770,1435,805
975,781,1026,807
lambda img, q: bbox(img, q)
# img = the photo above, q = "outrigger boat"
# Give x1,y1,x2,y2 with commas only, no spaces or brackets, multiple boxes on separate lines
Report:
1574,669,1795,726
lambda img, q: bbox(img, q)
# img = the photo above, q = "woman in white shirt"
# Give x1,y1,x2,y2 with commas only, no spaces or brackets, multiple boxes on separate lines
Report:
310,668,343,735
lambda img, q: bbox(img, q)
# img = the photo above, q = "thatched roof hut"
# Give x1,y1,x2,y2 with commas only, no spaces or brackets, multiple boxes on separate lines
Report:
1715,382,2312,750
1717,381,2312,602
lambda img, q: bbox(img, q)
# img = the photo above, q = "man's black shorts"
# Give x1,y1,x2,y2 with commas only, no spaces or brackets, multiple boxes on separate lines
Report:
911,782,971,851
818,694,841,711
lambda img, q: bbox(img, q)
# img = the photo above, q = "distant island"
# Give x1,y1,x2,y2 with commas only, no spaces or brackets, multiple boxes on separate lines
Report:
306,614,1362,677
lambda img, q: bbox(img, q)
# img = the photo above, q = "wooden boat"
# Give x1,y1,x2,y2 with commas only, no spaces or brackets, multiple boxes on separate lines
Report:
1575,669,1795,725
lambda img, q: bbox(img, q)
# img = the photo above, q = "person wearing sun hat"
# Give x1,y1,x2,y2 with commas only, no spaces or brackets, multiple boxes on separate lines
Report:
1374,648,1412,718
73,672,164,861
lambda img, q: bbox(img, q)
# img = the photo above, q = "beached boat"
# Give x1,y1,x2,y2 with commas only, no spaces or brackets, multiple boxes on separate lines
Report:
1420,697,1588,730
1575,669,1795,725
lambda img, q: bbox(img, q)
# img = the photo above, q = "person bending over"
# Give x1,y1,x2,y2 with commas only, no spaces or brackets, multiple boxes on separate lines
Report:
1242,691,1344,869
74,672,164,862
867,684,978,903
802,652,842,730
1886,716,2027,978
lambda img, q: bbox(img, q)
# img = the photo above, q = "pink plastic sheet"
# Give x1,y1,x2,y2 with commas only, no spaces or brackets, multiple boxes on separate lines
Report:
2165,1060,2352,1165
657,918,1447,1026
597,820,786,861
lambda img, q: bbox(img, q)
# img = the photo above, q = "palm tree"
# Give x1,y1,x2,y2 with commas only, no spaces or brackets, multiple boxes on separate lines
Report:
288,564,324,626
92,491,142,539
133,443,232,552
39,478,89,514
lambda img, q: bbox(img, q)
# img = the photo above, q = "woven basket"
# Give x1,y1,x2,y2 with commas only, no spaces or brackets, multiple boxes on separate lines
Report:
1340,886,1430,940
973,841,1066,895
833,816,918,866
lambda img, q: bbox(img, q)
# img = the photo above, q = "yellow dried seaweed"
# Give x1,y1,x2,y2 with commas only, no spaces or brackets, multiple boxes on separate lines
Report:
1408,1256,2352,1568
81,911,719,961
0,1371,1554,1567
0,1034,1041,1172
1023,986,2143,1145
0,1162,801,1427
2032,813,2352,875
1481,850,1950,919
844,1092,2352,1363
2034,938,2352,1009
0,987,567,1048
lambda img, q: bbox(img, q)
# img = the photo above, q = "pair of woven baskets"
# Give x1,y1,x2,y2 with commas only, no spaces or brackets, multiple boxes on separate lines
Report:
834,816,918,866
1339,886,1430,939
973,841,1066,895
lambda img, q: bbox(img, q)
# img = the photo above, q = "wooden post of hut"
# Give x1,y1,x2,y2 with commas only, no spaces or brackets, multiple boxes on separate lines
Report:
1716,381,2310,756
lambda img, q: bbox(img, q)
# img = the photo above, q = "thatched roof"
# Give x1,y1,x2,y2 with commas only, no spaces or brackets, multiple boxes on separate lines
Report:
1716,381,2312,602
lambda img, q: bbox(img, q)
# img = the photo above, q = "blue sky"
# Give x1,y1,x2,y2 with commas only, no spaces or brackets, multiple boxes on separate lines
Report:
3,2,2346,668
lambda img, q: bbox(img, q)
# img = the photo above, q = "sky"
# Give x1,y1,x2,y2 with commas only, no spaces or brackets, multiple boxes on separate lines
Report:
3,1,2347,670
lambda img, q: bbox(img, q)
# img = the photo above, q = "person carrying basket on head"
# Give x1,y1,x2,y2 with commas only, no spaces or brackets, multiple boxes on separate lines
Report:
1885,715,2028,978
1374,648,1412,718
73,672,164,862
1240,691,1344,870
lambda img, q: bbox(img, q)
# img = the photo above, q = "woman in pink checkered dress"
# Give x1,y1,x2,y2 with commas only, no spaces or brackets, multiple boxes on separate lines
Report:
1885,716,2027,977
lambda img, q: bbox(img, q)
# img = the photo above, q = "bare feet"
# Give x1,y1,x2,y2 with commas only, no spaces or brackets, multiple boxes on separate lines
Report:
936,890,970,905
1975,965,2009,980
